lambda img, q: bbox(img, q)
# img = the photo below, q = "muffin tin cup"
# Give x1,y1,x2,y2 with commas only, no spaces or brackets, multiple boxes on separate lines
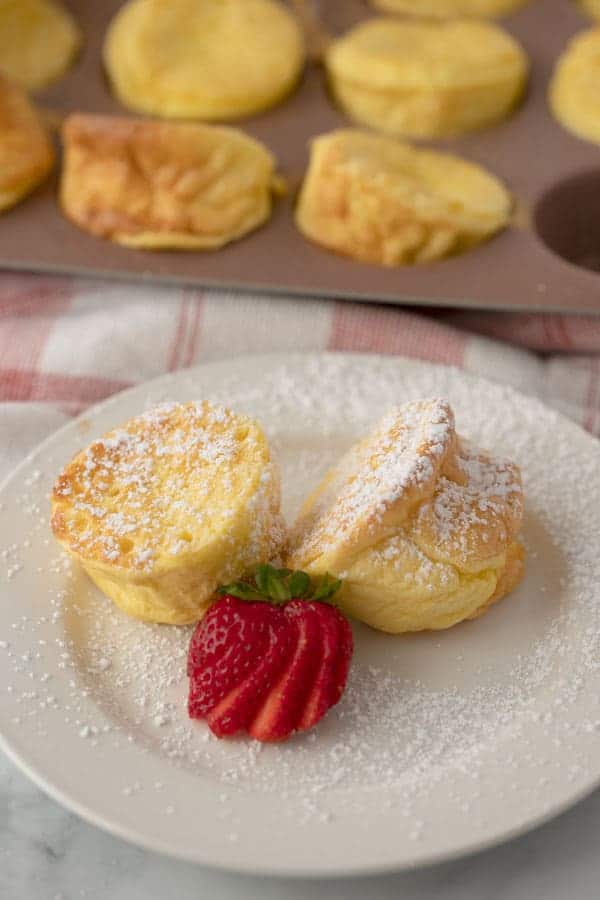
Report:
1,0,599,313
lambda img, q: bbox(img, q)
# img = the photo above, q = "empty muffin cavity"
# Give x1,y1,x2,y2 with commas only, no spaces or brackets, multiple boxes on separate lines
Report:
535,171,600,273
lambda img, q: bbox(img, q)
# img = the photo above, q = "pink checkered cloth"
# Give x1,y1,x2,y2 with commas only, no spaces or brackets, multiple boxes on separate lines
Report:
1,272,599,480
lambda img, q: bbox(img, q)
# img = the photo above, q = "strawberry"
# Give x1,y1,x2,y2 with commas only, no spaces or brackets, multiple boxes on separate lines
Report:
297,601,344,731
207,614,292,738
187,566,353,742
187,597,274,718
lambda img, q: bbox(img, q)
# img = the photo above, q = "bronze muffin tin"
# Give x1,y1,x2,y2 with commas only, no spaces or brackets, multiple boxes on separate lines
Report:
1,0,600,313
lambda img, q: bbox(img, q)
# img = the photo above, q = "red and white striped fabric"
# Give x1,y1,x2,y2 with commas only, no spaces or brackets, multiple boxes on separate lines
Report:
1,272,599,479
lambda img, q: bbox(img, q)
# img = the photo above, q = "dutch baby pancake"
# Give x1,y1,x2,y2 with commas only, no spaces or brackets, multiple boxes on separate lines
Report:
0,0,80,91
60,114,282,250
325,17,528,139
0,74,54,212
104,0,305,120
295,129,512,266
51,402,285,625
286,399,525,633
550,27,600,145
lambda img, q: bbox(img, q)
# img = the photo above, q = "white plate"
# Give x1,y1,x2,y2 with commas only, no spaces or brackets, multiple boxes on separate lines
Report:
1,353,600,877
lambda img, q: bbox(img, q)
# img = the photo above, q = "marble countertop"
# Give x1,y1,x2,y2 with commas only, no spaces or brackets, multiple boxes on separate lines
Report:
2,751,600,900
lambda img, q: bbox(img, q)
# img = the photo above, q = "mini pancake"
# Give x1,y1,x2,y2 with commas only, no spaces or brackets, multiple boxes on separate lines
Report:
325,17,528,139
370,0,530,18
286,399,525,633
0,74,54,212
550,27,600,145
60,113,282,250
51,402,286,625
0,0,80,91
104,0,306,120
295,129,512,266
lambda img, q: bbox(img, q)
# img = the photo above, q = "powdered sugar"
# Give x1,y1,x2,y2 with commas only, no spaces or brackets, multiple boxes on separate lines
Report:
51,401,275,574
414,441,523,564
288,398,455,563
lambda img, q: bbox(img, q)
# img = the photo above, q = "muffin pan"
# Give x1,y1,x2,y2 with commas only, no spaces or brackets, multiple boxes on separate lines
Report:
1,0,600,313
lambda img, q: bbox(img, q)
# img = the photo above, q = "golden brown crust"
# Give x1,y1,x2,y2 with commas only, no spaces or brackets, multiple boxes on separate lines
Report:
60,113,279,249
287,399,458,571
295,129,511,266
0,74,54,212
411,442,524,573
51,401,286,624
51,401,279,570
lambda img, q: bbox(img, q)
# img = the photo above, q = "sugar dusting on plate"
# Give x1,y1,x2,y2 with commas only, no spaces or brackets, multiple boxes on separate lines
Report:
1,356,600,837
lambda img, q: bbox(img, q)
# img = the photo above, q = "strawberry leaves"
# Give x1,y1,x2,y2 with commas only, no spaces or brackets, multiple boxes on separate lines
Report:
217,565,342,606
313,572,342,601
214,580,264,602
288,570,311,598
255,564,291,601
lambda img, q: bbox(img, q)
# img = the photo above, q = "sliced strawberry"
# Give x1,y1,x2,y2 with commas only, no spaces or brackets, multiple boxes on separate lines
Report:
297,601,343,731
207,613,293,738
331,608,353,706
248,601,322,743
188,594,249,677
188,596,272,718
187,567,354,743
